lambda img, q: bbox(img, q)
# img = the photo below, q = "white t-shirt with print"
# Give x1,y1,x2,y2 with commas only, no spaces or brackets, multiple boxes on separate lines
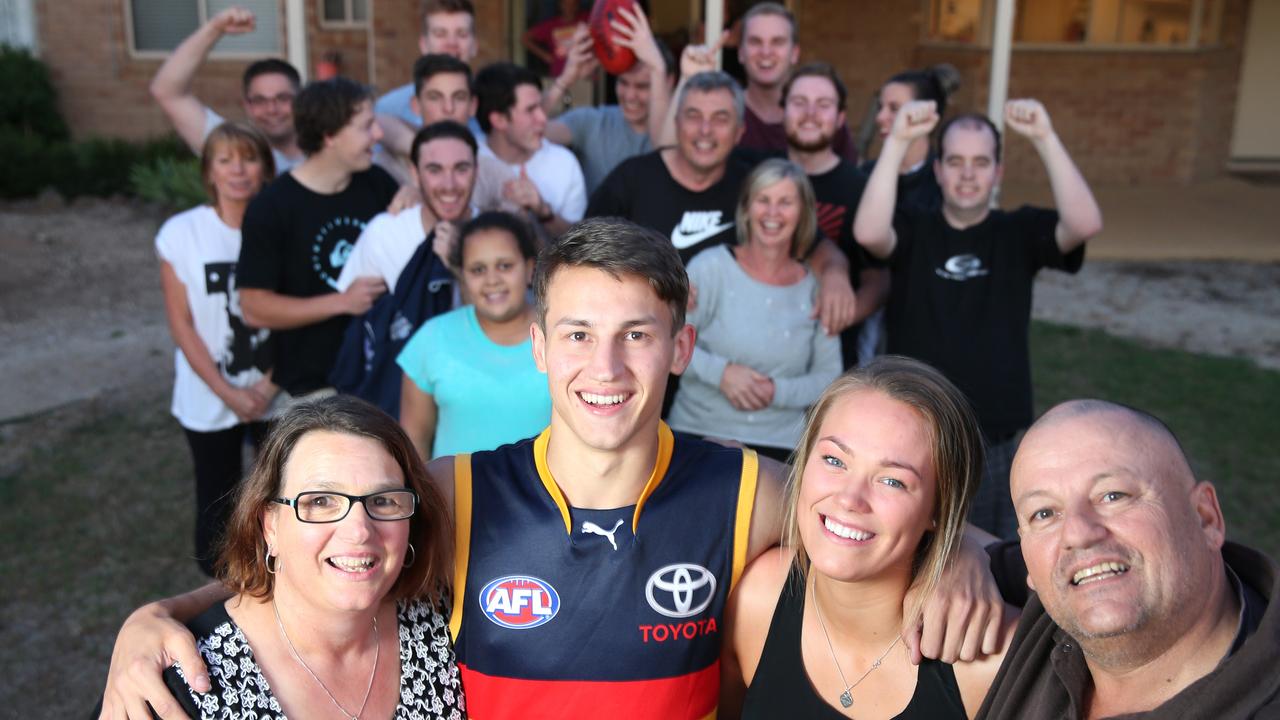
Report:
155,205,270,432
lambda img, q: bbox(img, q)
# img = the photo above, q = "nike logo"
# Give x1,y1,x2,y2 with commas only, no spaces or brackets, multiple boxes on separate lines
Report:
670,211,734,250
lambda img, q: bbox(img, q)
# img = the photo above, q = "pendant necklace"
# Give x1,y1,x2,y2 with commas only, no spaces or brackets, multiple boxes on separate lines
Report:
811,573,901,709
273,597,379,720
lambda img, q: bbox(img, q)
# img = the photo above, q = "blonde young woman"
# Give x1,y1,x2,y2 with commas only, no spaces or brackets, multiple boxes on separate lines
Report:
157,122,278,575
727,357,1018,718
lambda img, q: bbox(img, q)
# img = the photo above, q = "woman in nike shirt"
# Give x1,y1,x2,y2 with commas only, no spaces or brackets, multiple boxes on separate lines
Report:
667,158,841,461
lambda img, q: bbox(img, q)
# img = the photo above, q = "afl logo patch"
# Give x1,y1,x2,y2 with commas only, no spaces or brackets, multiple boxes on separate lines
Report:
479,575,560,629
645,563,716,618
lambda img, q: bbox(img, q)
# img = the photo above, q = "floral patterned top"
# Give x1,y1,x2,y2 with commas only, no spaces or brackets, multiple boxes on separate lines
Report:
163,599,465,719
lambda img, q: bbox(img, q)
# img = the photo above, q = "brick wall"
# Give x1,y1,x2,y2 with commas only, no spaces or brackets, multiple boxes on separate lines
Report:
799,0,1250,185
36,0,254,141
34,0,498,142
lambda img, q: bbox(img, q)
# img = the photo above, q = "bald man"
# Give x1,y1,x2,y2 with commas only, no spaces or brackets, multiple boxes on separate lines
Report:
979,400,1280,719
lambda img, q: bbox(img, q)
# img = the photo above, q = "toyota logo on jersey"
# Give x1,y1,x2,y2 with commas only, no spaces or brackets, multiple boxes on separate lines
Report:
645,563,717,618
479,575,560,629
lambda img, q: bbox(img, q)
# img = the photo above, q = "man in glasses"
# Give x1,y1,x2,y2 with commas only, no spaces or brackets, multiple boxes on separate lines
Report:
150,6,304,171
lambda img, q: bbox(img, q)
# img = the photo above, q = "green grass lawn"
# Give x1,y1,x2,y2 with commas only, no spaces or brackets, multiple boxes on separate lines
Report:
1031,322,1280,557
2,321,1277,715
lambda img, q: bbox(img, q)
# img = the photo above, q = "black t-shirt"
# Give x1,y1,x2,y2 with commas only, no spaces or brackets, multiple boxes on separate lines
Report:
857,154,943,214
587,150,749,264
885,206,1083,437
238,166,399,395
809,158,882,369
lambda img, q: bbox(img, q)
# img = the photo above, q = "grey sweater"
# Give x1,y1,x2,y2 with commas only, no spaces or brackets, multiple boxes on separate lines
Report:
668,245,841,449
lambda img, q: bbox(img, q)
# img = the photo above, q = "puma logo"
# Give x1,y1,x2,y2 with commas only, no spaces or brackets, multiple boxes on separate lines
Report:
581,518,625,551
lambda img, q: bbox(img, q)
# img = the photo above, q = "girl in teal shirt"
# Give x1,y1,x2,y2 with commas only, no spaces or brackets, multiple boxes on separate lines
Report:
398,212,551,458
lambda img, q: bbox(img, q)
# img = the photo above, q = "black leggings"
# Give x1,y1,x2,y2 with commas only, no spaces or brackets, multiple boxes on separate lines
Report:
183,422,269,576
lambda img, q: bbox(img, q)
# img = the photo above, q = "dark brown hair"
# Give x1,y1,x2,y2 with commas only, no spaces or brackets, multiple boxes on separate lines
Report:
216,395,452,605
532,217,689,335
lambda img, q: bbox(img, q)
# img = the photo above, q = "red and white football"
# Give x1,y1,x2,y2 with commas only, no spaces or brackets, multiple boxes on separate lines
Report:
589,0,638,75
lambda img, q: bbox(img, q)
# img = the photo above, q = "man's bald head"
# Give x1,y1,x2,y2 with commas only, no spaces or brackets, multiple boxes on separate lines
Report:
1022,399,1195,491
1012,398,1229,670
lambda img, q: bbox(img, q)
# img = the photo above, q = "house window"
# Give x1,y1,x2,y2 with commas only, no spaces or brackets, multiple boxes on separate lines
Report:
128,0,281,55
926,0,1224,47
320,0,368,27
0,0,38,51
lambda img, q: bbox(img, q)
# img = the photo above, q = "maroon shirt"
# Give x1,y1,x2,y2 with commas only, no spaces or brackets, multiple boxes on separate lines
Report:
739,103,859,165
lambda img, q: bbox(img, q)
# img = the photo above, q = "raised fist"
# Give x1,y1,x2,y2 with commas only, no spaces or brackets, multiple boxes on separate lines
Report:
891,100,939,142
1004,99,1053,139
212,6,256,35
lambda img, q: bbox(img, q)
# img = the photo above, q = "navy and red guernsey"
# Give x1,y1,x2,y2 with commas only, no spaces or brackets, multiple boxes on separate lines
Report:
448,422,759,719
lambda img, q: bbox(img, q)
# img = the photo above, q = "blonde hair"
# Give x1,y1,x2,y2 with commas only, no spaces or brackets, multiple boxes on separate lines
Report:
734,158,817,260
200,121,275,205
782,356,984,627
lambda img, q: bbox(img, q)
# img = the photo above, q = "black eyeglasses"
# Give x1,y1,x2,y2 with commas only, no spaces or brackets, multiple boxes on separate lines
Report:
272,489,418,523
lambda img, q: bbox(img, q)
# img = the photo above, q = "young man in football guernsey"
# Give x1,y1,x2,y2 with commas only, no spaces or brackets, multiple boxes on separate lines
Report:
854,99,1103,539
97,220,1005,720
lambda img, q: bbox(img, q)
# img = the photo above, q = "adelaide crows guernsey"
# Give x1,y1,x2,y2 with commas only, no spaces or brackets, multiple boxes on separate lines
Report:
449,422,759,719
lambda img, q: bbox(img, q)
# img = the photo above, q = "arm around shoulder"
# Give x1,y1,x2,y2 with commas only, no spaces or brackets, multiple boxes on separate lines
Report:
951,604,1022,718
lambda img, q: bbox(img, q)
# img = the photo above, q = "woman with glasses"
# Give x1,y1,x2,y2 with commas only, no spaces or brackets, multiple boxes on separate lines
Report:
155,395,464,718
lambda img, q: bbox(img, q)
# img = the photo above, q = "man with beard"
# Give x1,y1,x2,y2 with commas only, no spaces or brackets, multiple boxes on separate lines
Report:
236,77,399,406
735,2,857,163
332,120,479,416
150,6,304,171
780,63,888,368
981,400,1280,719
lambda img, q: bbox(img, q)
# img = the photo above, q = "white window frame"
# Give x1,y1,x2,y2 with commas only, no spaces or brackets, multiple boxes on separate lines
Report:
125,0,284,60
318,0,368,29
919,0,1226,52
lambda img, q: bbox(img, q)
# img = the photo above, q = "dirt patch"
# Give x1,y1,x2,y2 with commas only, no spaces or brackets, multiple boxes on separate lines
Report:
0,196,173,422
1033,260,1280,370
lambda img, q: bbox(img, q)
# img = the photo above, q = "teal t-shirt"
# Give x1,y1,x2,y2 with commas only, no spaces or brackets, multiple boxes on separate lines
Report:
396,305,550,457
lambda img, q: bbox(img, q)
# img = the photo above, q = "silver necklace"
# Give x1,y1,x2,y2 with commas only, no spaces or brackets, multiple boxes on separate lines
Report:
272,597,379,720
810,573,902,709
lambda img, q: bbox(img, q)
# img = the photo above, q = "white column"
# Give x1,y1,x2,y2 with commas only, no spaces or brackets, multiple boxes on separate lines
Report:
987,0,1015,131
705,0,723,69
285,0,308,82
987,0,1014,205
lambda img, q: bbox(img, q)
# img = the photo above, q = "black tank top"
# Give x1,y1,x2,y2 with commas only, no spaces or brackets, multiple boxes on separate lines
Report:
741,567,967,719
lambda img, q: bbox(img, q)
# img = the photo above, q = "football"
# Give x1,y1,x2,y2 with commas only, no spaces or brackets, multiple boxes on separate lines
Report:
589,0,638,75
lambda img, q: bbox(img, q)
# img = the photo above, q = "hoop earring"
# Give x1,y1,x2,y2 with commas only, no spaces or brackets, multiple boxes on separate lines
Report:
403,544,416,569
265,546,279,575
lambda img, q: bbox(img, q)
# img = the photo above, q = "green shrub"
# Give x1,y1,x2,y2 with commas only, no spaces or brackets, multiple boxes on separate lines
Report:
0,131,193,199
0,44,69,142
131,156,207,209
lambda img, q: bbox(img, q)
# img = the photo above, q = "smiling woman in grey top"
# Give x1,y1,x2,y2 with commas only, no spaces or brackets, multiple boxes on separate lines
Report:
668,159,840,457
